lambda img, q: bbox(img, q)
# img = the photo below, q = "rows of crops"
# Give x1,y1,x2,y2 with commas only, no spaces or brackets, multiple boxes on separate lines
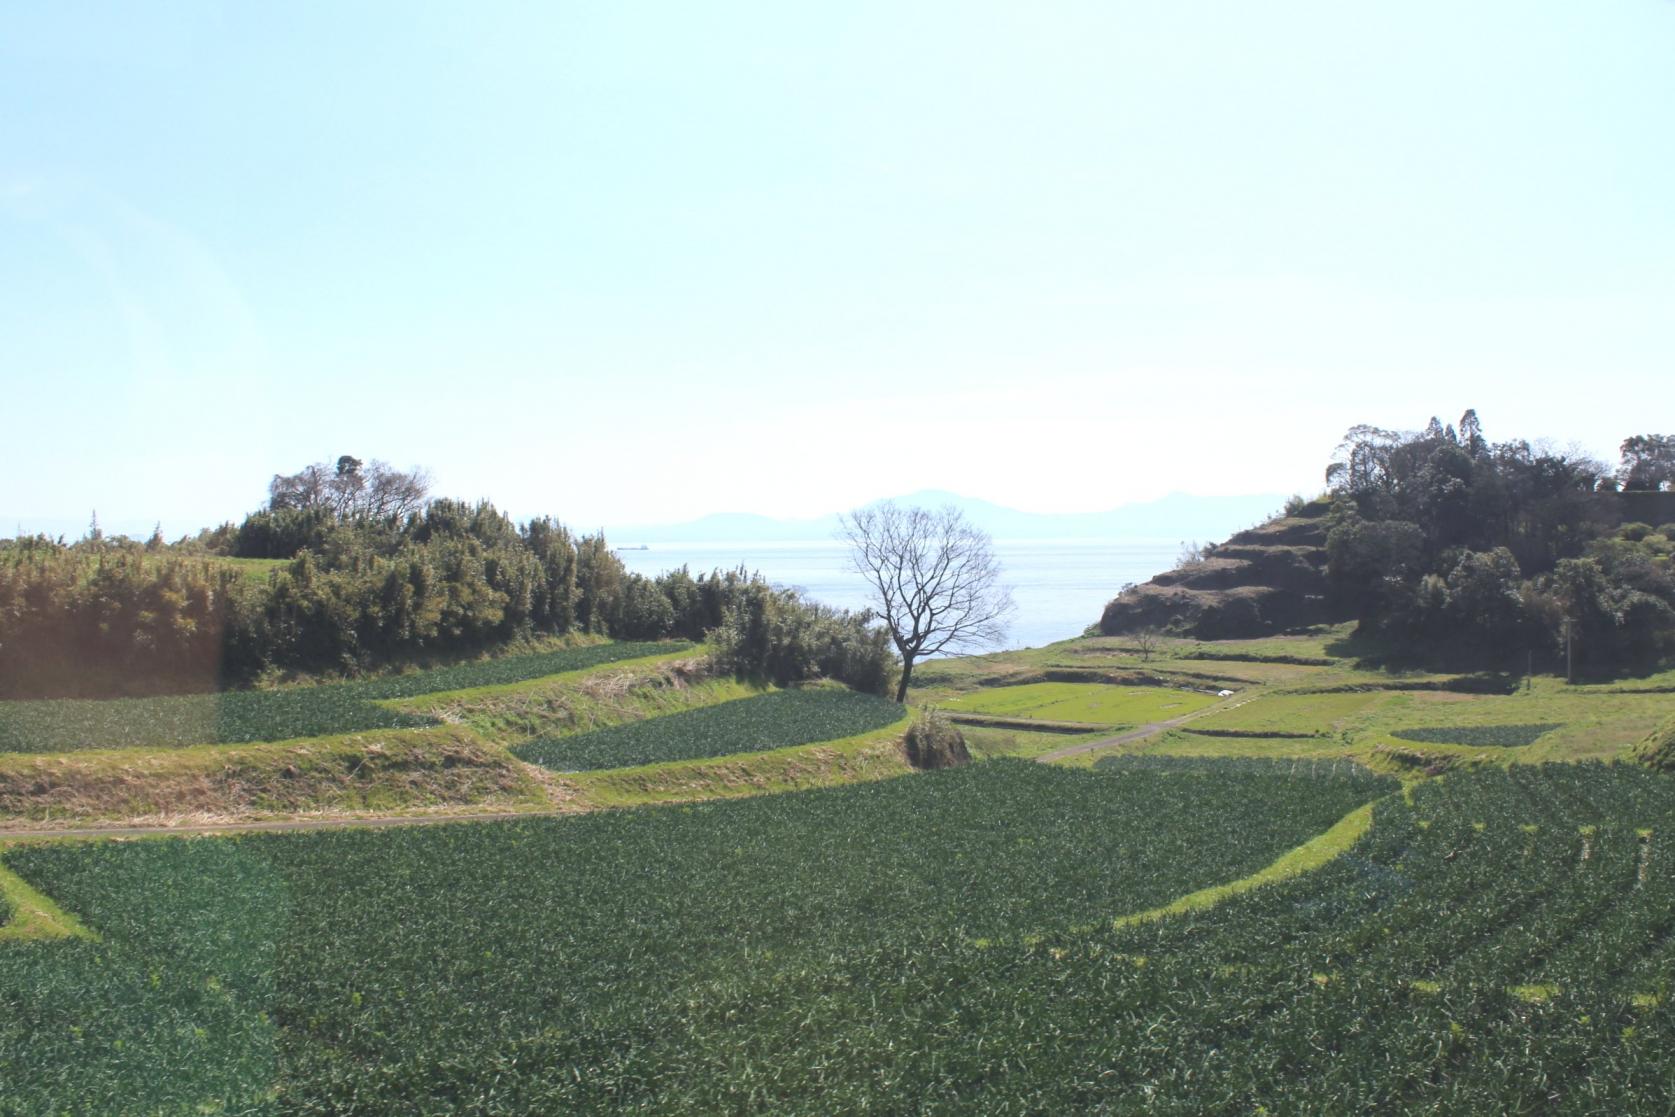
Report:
0,640,688,754
0,761,1388,1114
1095,753,1392,785
938,681,1217,725
513,687,905,772
1390,722,1563,747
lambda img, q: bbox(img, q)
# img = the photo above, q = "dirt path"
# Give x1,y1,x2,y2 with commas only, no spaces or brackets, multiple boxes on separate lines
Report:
0,809,561,844
1035,695,1256,764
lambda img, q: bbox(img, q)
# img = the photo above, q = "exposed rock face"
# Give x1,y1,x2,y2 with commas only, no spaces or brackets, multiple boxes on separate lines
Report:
1098,499,1348,639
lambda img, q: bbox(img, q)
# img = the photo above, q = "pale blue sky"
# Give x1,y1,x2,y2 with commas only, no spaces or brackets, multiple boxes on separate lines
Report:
3,1,1672,538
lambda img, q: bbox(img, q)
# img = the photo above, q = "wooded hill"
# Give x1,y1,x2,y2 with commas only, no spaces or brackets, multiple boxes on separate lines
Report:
1100,414,1675,677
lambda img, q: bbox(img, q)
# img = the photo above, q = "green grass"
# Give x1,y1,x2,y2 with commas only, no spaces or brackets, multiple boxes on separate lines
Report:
1185,690,1383,735
214,556,288,584
0,641,691,753
960,724,1111,760
937,681,1217,725
0,760,1383,1114
514,688,905,772
0,860,95,942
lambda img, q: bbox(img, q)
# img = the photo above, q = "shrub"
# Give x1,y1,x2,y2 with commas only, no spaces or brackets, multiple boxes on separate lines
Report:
902,708,970,769
708,582,898,696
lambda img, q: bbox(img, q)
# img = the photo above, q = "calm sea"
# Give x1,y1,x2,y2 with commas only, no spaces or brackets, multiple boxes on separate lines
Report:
615,539,1179,652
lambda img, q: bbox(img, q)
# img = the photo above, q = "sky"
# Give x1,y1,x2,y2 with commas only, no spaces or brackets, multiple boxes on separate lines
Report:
3,1,1672,540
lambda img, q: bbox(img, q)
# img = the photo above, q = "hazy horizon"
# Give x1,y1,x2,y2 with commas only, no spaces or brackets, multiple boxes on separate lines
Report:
4,485,1289,545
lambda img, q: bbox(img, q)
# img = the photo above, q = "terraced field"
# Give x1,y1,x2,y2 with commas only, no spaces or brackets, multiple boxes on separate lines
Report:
938,681,1218,726
8,760,1675,1112
1,610,1670,1112
514,687,904,772
0,641,691,753
0,761,1388,1114
1183,689,1383,736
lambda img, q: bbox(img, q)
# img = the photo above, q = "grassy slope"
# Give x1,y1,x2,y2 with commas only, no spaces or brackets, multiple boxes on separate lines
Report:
938,681,1217,725
0,726,552,826
562,720,913,808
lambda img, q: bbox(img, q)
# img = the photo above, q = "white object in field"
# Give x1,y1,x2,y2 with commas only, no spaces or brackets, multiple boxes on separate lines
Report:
1217,689,1235,697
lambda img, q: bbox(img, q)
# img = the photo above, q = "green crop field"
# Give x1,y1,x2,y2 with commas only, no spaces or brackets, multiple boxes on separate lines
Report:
0,761,1388,1114
0,641,690,754
513,687,905,772
938,681,1218,725
1391,722,1564,747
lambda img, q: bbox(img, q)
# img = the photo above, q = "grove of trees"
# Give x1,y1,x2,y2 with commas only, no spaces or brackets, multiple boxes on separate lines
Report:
0,459,897,700
1324,413,1675,675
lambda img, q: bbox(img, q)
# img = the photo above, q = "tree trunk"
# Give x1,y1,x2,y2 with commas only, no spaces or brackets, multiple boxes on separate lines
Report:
894,655,916,703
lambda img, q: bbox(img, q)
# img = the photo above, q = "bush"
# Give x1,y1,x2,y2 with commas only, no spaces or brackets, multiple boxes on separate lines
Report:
1637,714,1675,772
903,708,970,769
708,582,898,696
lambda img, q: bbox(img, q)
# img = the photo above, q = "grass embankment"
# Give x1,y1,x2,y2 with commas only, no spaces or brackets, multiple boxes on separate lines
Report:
1111,800,1377,927
562,720,914,808
392,649,749,741
0,861,95,942
0,726,551,827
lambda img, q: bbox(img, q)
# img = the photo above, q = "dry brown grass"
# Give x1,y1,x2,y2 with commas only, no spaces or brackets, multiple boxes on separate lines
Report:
0,725,551,828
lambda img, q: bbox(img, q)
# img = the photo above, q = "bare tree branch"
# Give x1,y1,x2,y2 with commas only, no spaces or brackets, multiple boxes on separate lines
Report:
839,500,1014,702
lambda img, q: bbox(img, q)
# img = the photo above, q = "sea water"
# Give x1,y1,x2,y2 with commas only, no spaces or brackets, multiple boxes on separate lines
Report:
614,539,1179,652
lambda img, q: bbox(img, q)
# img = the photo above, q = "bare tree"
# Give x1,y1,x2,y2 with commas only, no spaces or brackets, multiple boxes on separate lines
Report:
840,501,1014,703
268,456,431,520
1132,626,1161,662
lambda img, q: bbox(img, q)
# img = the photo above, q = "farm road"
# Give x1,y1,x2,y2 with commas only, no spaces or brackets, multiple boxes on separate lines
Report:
1035,695,1255,764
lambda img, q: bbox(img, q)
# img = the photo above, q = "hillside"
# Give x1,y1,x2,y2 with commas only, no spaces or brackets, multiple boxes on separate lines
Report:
1096,497,1342,639
1098,420,1675,668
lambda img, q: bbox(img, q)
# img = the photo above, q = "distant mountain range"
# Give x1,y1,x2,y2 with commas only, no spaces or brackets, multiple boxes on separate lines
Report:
602,490,1291,545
